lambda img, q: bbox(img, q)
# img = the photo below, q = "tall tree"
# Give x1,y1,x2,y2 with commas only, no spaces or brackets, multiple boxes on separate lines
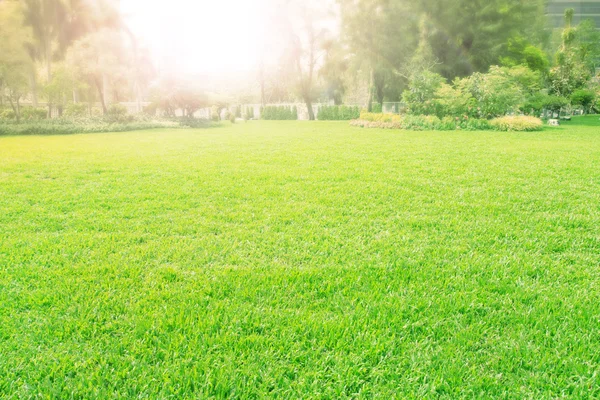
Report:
280,0,334,120
0,0,34,121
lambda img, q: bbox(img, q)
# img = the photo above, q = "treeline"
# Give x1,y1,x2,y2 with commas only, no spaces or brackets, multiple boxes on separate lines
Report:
0,0,154,122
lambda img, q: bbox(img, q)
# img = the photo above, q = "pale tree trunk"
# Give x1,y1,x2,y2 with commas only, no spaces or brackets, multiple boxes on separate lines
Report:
102,74,111,112
30,70,38,107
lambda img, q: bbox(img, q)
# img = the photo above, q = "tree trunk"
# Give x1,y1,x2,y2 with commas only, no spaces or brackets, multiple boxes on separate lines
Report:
305,95,315,120
30,70,38,107
102,74,111,110
8,96,19,123
46,43,52,117
367,69,374,112
95,79,107,115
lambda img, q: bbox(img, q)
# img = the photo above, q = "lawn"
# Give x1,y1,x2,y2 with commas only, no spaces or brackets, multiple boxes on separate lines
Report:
1,120,599,398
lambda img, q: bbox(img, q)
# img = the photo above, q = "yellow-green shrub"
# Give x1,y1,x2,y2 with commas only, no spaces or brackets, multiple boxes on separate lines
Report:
490,116,543,131
359,112,402,123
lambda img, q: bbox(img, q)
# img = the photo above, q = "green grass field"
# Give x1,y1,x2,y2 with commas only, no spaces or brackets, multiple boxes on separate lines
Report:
1,119,600,398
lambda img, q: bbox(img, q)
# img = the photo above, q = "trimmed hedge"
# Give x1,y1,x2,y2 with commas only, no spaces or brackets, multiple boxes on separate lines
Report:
317,105,360,120
261,106,298,120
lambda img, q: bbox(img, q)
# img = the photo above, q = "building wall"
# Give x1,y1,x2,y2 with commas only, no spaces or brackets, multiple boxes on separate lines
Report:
547,0,600,28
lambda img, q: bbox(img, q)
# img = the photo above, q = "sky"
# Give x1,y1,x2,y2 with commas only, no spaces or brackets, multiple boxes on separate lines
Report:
120,0,275,76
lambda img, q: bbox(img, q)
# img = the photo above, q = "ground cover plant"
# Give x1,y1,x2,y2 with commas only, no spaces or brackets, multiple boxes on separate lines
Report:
1,121,599,398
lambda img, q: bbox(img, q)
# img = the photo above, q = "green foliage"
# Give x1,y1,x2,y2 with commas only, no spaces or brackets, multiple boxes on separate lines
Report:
359,112,402,123
64,103,89,118
261,106,298,121
543,95,570,113
0,118,182,136
370,103,383,113
402,72,445,116
228,112,236,124
490,116,544,131
501,37,549,73
20,107,47,120
571,90,596,113
458,66,534,118
244,106,255,120
317,105,361,121
0,109,17,121
354,113,542,131
105,103,133,123
433,83,475,118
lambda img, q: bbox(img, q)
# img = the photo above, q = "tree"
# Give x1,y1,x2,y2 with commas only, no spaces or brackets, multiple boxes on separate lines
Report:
66,29,129,114
571,90,596,114
0,0,34,122
549,9,591,97
500,37,549,73
281,1,333,120
337,0,417,106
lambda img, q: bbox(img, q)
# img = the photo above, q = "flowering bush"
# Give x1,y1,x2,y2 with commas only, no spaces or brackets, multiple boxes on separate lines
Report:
490,116,544,131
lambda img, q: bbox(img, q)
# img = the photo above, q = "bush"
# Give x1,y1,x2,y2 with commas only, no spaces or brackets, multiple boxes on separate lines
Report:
64,103,89,118
1,109,16,121
0,114,214,136
350,120,402,129
359,112,402,123
244,106,255,120
571,90,596,113
490,116,544,131
228,112,236,123
351,114,531,131
261,106,297,120
402,71,446,116
370,103,383,113
105,104,132,123
21,107,48,120
317,105,361,120
543,95,570,115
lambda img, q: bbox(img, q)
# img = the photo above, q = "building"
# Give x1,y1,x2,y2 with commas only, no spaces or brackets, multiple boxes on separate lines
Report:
547,0,600,28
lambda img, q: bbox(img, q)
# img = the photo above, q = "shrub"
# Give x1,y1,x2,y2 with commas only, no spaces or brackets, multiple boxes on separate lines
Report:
571,90,596,113
350,120,402,129
317,105,361,120
370,103,383,113
261,106,297,120
402,71,446,116
543,95,570,115
228,112,236,123
244,106,255,120
21,107,48,120
359,112,402,123
105,104,133,123
490,116,544,131
1,109,17,121
64,103,89,118
0,119,183,136
433,83,475,118
401,115,442,131
351,114,515,131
